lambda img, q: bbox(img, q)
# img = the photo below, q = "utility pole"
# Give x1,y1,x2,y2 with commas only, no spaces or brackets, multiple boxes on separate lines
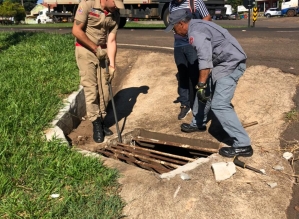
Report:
248,0,251,27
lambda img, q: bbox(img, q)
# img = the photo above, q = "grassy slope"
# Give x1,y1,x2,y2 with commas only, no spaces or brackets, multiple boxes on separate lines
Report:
0,32,124,218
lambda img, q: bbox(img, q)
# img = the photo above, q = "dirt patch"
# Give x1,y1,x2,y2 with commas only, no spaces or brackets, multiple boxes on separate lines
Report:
68,49,299,219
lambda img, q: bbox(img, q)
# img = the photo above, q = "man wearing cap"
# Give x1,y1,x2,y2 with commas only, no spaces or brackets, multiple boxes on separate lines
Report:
165,10,253,158
169,0,211,122
72,0,124,143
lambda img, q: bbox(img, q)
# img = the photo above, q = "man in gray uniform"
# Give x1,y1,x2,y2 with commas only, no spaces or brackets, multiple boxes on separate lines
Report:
165,9,253,158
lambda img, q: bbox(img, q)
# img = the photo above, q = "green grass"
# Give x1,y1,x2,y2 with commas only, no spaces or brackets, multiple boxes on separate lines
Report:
0,20,246,29
0,32,124,218
0,21,166,29
284,109,299,122
123,21,166,29
1,22,74,28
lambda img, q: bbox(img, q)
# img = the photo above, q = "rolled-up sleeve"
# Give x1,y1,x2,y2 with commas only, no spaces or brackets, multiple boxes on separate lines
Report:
74,1,88,23
189,32,213,70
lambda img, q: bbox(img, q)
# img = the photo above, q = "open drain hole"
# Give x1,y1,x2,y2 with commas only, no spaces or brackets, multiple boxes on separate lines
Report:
97,129,219,174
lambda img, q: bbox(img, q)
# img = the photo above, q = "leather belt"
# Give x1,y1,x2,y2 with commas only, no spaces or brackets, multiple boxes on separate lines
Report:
75,42,107,49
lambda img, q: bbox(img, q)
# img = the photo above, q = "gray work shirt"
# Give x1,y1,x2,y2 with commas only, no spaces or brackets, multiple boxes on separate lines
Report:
188,19,247,82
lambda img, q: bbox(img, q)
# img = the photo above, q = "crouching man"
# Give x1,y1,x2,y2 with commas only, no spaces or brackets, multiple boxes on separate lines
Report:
165,9,253,157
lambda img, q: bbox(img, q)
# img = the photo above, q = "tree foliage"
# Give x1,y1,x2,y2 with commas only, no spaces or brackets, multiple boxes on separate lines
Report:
0,1,26,23
23,0,37,12
227,0,243,12
2,0,37,13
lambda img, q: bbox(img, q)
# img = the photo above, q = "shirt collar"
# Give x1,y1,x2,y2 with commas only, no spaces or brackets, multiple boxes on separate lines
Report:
93,0,102,9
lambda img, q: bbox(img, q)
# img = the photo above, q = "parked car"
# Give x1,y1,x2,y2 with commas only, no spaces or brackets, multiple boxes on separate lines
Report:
264,8,282,18
228,13,240,20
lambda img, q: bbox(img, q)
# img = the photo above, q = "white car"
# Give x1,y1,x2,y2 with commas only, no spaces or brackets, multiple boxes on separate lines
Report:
264,8,282,18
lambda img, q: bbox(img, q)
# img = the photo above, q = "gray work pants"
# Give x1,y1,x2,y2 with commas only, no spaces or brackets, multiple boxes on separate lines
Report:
191,63,251,148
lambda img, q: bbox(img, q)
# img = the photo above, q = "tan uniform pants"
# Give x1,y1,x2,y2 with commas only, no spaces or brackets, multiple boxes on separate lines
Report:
75,46,109,122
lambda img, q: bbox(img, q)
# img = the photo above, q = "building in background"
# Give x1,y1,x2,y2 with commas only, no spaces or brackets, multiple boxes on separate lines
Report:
255,0,280,12
25,4,47,24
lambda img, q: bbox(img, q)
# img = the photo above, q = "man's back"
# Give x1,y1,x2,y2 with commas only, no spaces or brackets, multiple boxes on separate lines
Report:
188,19,247,81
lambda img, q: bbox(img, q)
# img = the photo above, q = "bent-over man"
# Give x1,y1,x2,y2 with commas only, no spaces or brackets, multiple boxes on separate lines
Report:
165,9,253,157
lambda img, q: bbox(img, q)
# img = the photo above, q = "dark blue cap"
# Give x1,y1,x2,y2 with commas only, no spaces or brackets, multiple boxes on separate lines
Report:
164,9,192,32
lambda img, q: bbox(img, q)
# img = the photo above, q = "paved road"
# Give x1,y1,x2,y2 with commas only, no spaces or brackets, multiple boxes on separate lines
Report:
117,27,299,75
1,17,298,75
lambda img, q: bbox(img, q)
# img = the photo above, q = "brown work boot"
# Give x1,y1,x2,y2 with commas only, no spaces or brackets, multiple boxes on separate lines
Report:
92,118,104,143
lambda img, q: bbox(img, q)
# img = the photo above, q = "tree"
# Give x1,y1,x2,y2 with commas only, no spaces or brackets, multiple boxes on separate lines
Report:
14,2,26,22
227,0,243,12
23,0,37,12
8,0,37,13
0,1,26,23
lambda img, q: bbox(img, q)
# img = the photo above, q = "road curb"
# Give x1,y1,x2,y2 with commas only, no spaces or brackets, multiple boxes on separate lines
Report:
45,86,85,144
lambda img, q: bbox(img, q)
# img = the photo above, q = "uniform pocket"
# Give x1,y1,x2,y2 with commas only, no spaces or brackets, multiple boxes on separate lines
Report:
89,11,105,27
237,63,246,73
230,63,246,83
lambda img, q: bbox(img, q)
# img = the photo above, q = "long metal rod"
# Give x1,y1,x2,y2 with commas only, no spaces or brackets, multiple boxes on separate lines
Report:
117,142,196,162
103,150,169,173
132,137,219,154
242,121,258,128
104,147,180,168
135,141,211,158
105,59,122,143
189,151,215,158
99,150,170,173
112,144,187,165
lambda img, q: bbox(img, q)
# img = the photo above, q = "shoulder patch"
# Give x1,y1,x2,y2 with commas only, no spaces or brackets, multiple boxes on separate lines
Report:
78,6,83,14
189,36,194,44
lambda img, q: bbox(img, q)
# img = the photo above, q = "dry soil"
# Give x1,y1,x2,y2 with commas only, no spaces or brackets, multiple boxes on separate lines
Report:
68,48,299,219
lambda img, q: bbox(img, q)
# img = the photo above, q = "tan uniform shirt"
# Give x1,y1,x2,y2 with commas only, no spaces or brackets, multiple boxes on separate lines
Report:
74,0,120,45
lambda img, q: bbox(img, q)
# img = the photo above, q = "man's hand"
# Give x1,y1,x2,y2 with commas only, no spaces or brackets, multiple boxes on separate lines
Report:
104,66,115,83
96,47,107,60
196,82,210,103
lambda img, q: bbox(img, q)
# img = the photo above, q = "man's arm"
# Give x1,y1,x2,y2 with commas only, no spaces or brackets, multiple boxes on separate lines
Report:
199,68,211,83
196,0,212,21
202,14,212,21
72,20,98,54
189,33,213,83
106,32,117,68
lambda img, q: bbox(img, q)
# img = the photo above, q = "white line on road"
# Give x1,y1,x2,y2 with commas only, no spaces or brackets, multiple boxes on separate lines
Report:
276,31,299,32
118,43,173,50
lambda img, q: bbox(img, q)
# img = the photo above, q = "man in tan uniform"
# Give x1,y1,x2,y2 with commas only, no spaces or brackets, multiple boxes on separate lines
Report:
72,0,124,143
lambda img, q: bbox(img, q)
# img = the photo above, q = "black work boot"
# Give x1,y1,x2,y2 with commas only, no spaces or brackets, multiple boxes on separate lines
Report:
219,146,253,158
92,118,104,143
181,123,207,133
178,106,191,120
102,124,113,136
98,115,113,136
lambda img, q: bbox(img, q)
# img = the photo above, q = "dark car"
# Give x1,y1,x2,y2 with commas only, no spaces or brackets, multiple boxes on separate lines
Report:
228,13,240,20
